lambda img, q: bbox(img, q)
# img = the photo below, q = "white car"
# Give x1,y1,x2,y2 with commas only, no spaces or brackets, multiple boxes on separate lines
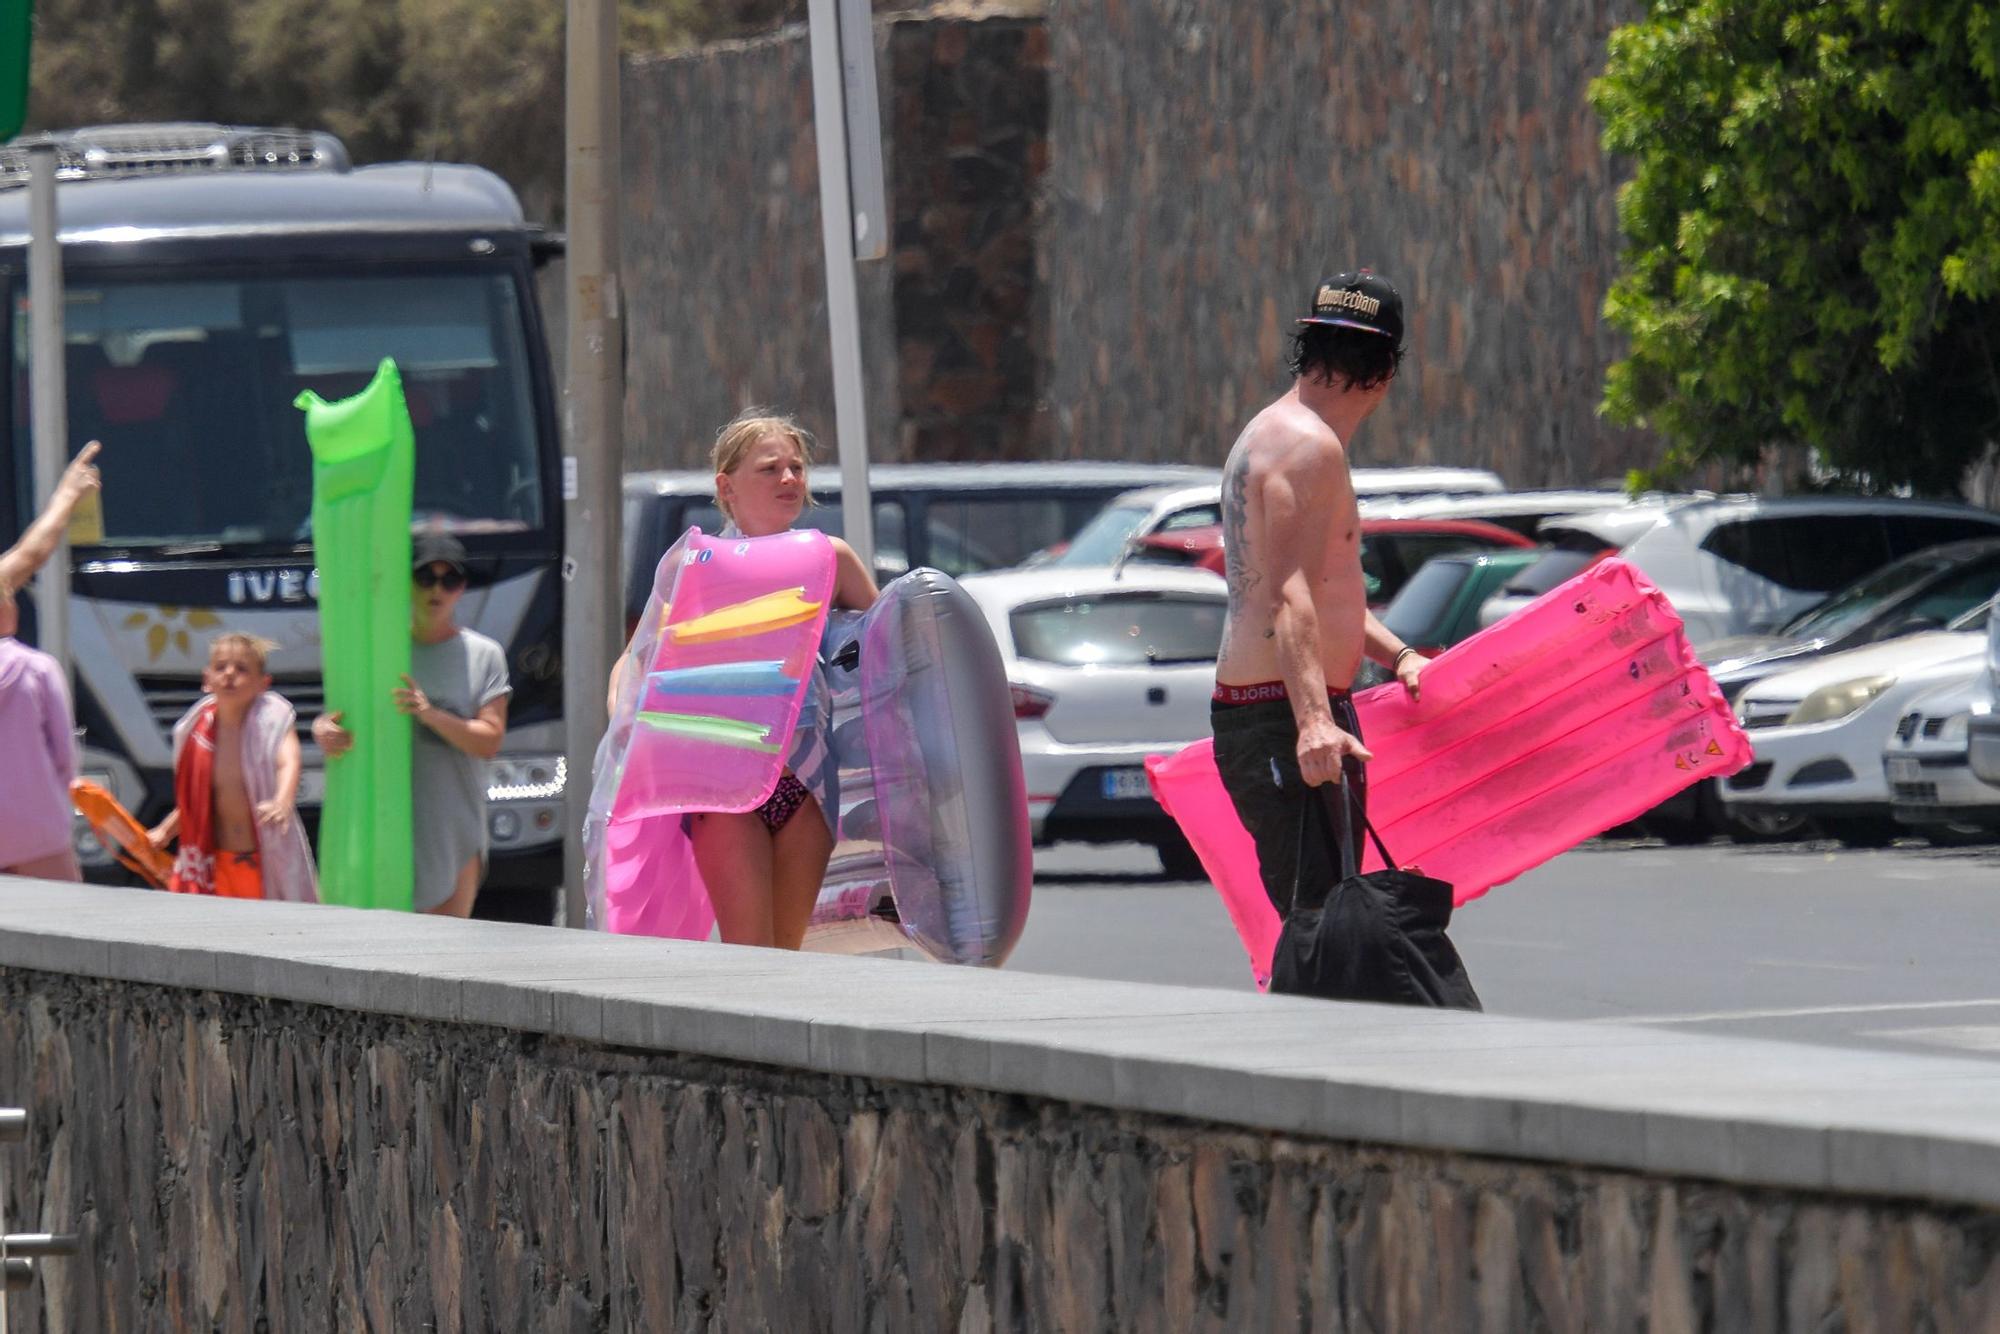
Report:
1480,494,2000,645
957,565,1227,876
1885,672,1999,841
1721,606,1991,845
1358,488,1640,537
1041,467,1507,568
1045,482,1225,568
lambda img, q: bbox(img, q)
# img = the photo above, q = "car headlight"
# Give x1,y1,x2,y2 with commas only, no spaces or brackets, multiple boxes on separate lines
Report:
1786,675,1895,726
487,754,566,802
1937,713,1971,745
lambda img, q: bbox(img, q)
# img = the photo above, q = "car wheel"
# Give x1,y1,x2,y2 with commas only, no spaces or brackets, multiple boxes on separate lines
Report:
1824,816,1900,850
1154,834,1206,881
1723,807,1816,844
1705,782,1814,844
1923,822,1996,848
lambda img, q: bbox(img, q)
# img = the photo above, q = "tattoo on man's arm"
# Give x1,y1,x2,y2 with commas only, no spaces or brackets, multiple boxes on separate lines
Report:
1221,463,1261,605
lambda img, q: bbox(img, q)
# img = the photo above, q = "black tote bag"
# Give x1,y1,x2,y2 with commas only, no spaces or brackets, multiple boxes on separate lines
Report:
1268,777,1482,1010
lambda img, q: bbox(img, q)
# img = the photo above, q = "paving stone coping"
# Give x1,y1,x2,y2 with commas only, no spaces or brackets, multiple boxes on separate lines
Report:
3,878,1997,1211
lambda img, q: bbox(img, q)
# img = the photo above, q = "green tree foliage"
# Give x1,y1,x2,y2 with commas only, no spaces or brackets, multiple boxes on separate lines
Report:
21,0,802,221
1592,1,2000,493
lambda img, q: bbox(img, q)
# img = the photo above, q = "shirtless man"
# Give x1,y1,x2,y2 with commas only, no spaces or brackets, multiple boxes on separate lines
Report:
1212,271,1425,918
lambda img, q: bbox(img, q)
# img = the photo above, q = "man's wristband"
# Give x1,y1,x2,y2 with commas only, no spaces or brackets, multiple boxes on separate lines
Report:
1393,646,1419,668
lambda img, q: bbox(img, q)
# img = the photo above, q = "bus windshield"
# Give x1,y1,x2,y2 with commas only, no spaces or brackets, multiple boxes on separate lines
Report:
10,268,545,553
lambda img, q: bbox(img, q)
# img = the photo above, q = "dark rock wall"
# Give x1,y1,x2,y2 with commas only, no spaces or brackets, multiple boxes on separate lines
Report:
1037,0,1649,481
618,12,1048,471
614,1,1655,482
887,16,1050,463
620,27,900,472
4,971,1999,1333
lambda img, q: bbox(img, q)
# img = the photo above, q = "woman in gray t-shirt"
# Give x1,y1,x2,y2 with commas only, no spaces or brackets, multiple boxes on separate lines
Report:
312,534,511,915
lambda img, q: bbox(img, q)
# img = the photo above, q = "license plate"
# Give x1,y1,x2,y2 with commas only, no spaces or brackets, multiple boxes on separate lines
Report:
1886,755,1921,784
1101,767,1153,801
297,769,327,807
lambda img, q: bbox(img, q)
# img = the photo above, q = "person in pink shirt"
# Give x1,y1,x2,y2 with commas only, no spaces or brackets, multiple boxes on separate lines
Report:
0,582,80,881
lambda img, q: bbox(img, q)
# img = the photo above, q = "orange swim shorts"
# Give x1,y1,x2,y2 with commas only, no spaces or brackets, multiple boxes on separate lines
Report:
212,849,265,900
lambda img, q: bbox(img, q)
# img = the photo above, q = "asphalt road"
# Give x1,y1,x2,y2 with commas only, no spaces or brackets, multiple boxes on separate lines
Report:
1008,837,2000,1063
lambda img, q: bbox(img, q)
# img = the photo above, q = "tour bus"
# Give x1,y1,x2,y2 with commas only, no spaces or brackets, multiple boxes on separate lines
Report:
0,125,566,921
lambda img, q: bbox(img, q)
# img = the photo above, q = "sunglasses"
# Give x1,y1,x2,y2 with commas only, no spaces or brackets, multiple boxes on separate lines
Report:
414,566,467,591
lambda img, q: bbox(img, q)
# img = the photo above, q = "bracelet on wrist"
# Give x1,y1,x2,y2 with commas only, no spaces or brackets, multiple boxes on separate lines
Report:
1394,646,1418,667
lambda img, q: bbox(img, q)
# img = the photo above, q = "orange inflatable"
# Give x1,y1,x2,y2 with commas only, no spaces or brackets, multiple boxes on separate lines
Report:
70,779,171,888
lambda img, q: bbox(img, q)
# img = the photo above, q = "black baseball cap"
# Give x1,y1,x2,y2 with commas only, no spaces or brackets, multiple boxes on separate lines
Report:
1298,270,1404,344
412,532,468,574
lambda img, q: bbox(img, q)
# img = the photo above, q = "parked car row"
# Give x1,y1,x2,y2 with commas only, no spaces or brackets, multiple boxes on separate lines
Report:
620,461,1220,631
1624,549,2000,848
1478,494,2000,645
620,457,2000,864
1128,518,1532,608
1719,605,1992,846
1638,538,2000,844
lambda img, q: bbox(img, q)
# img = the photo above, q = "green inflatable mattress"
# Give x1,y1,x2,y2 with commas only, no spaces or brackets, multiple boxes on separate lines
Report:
299,359,416,911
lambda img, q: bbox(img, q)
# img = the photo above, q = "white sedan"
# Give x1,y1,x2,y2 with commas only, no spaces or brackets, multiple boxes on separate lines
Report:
957,565,1227,877
1886,672,2000,841
1721,607,1991,846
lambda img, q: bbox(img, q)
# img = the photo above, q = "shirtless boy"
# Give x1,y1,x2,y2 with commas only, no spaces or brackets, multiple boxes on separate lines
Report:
151,633,313,900
1213,271,1426,917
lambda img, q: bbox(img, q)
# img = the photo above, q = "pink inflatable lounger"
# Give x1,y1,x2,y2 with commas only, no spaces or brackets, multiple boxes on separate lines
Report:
587,528,835,941
583,528,1033,965
1146,558,1752,987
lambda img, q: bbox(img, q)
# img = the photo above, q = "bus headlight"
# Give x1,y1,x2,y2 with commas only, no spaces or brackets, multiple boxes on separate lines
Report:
487,754,566,803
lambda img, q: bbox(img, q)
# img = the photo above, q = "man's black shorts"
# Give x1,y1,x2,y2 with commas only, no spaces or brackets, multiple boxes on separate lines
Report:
1211,691,1367,918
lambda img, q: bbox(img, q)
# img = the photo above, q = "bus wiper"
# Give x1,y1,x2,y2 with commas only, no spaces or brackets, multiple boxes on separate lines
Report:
158,542,224,556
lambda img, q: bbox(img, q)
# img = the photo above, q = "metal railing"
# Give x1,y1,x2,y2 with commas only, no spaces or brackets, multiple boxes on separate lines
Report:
0,1108,77,1328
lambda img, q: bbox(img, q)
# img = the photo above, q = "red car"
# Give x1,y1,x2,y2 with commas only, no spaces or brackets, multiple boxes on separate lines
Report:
1137,518,1534,607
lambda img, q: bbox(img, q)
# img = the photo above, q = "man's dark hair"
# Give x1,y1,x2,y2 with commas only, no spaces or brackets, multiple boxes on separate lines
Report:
1289,323,1404,391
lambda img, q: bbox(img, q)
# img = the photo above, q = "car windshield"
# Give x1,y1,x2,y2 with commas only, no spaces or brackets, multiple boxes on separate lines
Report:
1045,503,1154,567
1010,592,1227,666
1380,558,1472,645
1498,548,1599,597
1778,554,1952,641
11,269,545,553
1948,598,1993,633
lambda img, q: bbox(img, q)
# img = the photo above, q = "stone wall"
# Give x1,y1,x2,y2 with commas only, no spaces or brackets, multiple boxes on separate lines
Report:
619,26,899,471
5,968,1998,1333
613,0,1655,483
1037,0,1649,481
884,14,1050,462
618,9,1048,470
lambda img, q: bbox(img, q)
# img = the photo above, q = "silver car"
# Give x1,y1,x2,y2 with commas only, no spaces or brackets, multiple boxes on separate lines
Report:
956,564,1228,877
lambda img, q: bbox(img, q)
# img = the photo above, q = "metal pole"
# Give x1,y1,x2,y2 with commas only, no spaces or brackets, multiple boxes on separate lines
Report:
808,0,877,574
560,0,624,928
26,140,68,672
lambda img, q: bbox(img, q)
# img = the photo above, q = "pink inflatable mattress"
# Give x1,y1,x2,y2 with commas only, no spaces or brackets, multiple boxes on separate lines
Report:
1146,558,1751,987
